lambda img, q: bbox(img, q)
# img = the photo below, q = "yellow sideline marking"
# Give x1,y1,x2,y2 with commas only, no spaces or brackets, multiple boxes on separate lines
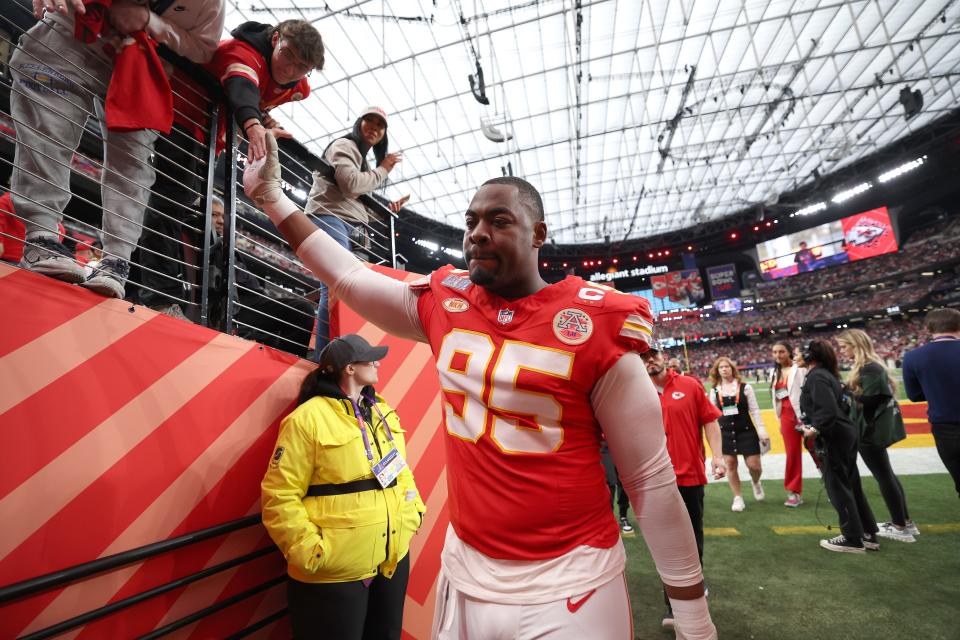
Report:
919,524,960,534
772,525,830,535
773,524,960,535
704,527,741,537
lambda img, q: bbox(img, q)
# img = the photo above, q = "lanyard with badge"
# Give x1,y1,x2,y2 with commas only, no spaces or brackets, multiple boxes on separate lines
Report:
775,375,790,400
350,397,408,488
716,384,740,416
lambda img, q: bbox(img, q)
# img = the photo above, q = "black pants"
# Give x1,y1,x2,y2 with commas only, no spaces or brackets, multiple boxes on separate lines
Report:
287,555,410,640
859,442,910,525
600,444,630,518
932,423,960,498
663,484,705,610
134,125,205,308
819,429,878,543
235,294,315,359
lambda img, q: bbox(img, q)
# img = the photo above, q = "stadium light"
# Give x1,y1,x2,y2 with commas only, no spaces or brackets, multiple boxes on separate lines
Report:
878,155,927,183
790,202,827,218
832,182,872,203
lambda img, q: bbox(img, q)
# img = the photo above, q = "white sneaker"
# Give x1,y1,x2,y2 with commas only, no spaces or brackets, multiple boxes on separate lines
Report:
731,496,746,512
752,480,765,501
904,521,920,537
876,522,916,543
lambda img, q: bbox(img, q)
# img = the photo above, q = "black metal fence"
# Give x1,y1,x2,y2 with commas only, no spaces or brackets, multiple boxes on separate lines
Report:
0,1,399,361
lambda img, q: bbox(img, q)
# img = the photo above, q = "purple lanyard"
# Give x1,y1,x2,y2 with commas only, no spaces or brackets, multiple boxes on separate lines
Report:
349,397,395,463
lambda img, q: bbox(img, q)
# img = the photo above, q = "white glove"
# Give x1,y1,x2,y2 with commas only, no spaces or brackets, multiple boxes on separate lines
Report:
670,596,717,640
242,132,298,224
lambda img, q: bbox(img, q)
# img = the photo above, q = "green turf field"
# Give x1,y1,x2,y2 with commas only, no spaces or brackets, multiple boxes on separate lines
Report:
620,473,959,639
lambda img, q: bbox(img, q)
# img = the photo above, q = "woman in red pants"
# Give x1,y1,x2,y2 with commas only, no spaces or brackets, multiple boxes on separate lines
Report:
772,341,807,507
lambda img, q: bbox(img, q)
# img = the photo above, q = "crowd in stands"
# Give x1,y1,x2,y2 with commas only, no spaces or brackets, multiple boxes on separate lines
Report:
754,219,960,303
668,316,929,379
657,273,953,340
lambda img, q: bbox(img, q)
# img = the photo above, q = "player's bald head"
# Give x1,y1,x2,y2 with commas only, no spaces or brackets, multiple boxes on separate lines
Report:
480,177,545,224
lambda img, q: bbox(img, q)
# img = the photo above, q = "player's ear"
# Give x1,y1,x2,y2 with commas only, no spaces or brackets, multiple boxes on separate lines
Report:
532,220,547,248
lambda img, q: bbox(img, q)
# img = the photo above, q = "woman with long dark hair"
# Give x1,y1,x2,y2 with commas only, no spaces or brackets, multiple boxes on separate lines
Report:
798,339,879,553
304,107,409,351
261,334,425,639
771,340,807,507
837,329,917,542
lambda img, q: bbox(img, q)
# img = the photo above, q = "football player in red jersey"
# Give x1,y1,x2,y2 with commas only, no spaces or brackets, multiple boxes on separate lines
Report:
243,134,718,639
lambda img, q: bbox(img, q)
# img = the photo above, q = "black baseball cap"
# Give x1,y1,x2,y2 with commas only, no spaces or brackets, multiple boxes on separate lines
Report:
318,334,389,375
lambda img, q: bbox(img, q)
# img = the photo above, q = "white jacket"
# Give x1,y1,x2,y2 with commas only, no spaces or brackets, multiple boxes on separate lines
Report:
772,364,806,419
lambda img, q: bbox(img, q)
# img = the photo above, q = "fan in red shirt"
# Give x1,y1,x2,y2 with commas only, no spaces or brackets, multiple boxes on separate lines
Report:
641,346,724,631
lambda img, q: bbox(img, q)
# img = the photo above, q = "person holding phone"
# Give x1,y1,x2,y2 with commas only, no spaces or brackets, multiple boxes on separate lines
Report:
304,106,409,351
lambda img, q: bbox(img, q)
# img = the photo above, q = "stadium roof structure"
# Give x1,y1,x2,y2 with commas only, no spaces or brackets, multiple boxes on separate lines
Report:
226,0,960,244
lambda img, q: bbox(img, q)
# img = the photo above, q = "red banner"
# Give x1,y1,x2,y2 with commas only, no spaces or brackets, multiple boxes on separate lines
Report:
841,206,898,262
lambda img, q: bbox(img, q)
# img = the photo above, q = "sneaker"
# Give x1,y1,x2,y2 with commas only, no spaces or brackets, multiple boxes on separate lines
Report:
153,303,190,322
752,480,765,501
731,496,746,512
784,493,803,508
862,533,881,551
19,236,87,283
619,516,635,538
904,521,920,537
819,534,866,554
876,522,916,543
81,258,129,299
661,609,674,630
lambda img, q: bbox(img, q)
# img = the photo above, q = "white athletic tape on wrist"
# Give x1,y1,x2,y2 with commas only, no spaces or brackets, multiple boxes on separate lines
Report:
669,596,716,640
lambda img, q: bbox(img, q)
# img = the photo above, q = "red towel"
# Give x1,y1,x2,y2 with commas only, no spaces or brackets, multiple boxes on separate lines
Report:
74,0,112,44
105,31,173,134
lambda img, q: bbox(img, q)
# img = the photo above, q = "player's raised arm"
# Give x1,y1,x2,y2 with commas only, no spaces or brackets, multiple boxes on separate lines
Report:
242,133,425,343
591,352,717,640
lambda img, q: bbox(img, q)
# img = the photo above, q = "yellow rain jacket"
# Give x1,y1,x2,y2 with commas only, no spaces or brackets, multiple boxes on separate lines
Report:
261,385,426,584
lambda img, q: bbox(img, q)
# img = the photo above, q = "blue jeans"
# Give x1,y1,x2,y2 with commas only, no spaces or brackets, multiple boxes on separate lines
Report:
314,215,353,359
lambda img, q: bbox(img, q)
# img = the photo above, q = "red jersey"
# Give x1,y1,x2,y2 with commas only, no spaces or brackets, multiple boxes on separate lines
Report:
656,370,722,486
414,265,654,560
173,38,310,148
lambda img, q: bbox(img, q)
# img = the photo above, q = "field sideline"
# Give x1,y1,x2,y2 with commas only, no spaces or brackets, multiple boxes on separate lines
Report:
621,473,959,639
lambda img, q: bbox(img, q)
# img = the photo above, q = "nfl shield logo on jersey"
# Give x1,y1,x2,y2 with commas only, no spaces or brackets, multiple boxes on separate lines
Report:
497,308,515,325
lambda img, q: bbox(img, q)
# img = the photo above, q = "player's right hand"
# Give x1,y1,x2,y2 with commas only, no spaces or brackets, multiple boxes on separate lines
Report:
243,132,283,207
34,0,85,18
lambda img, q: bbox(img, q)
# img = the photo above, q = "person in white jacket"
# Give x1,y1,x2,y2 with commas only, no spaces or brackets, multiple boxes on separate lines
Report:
771,341,809,507
303,106,408,351
243,133,719,640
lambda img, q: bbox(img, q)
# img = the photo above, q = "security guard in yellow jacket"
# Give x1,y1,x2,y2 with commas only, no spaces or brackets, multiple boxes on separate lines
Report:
262,334,426,640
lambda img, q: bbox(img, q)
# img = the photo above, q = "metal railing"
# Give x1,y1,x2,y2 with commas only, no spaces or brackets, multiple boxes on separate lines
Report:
0,515,285,639
0,4,400,361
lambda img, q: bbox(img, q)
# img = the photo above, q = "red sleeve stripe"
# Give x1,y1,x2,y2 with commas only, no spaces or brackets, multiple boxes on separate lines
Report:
222,63,259,85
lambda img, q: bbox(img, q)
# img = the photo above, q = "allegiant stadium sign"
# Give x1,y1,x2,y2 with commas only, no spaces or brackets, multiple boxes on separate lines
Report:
589,265,669,282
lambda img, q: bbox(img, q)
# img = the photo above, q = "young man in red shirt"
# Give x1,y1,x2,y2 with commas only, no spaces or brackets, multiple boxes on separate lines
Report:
137,19,324,317
641,346,725,631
